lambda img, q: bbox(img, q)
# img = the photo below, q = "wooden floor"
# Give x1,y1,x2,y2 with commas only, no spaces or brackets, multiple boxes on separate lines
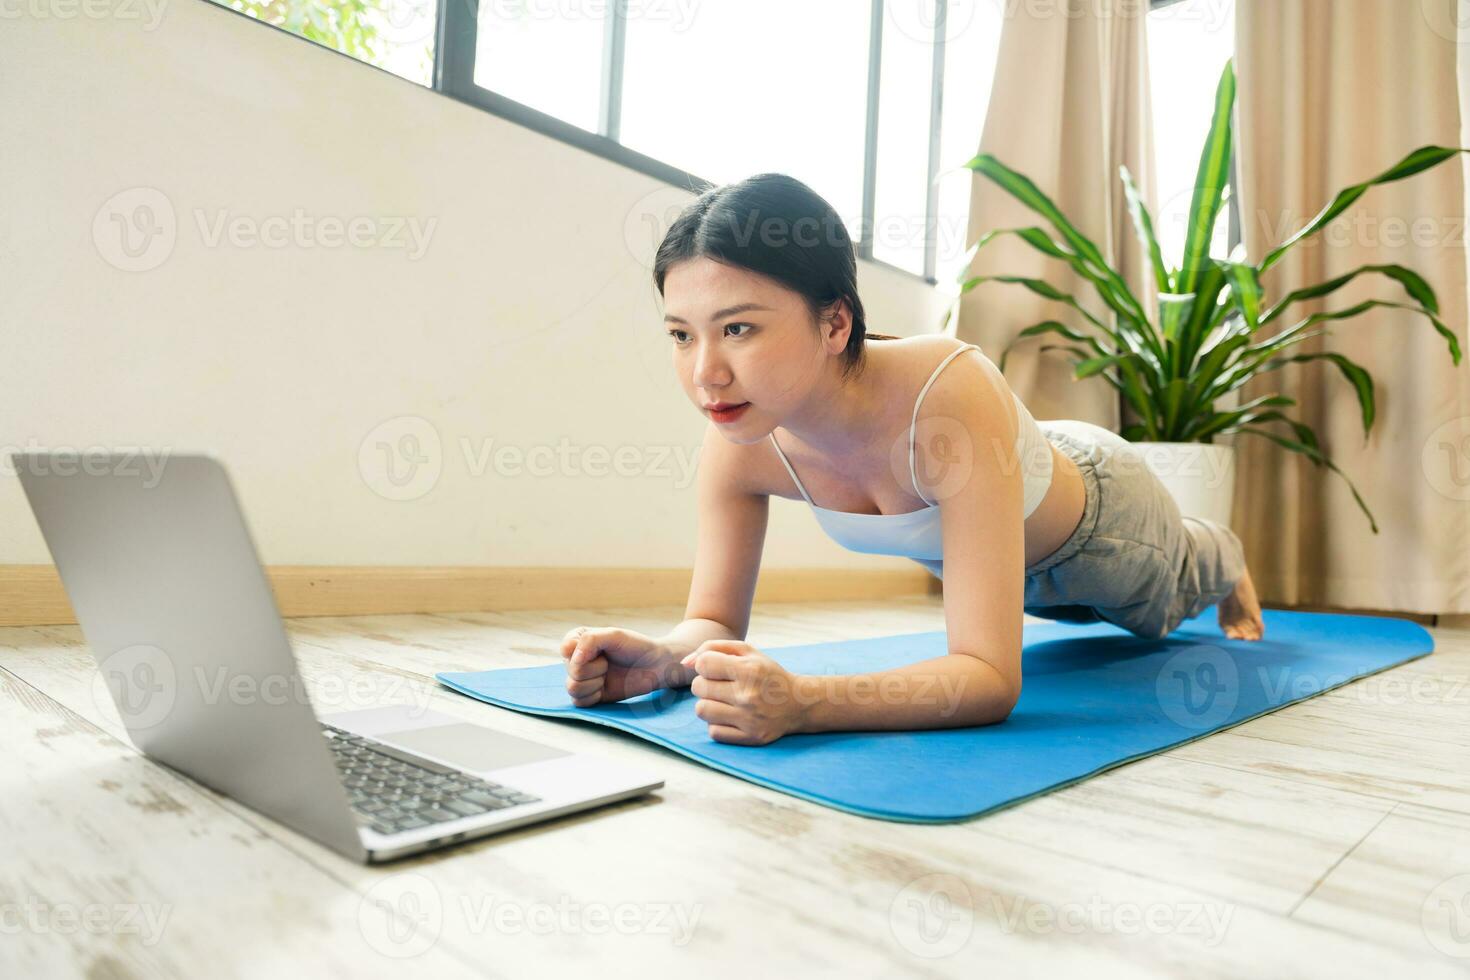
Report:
3,596,1468,978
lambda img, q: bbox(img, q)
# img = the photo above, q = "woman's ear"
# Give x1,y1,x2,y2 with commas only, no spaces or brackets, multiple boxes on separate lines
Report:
818,298,853,354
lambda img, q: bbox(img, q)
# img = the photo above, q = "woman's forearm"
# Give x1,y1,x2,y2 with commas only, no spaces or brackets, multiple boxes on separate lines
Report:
656,618,742,687
793,655,1019,733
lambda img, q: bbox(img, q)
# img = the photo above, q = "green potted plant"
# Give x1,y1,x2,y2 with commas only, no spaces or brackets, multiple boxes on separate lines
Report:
950,58,1464,533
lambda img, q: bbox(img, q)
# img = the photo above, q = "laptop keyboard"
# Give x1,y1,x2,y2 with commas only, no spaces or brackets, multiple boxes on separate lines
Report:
322,724,541,836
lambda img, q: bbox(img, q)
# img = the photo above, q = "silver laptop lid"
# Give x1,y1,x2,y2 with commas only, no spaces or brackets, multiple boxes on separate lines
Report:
14,452,365,860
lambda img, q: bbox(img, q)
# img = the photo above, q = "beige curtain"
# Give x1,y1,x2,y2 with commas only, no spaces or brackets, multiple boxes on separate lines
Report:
954,0,1158,428
1233,0,1470,613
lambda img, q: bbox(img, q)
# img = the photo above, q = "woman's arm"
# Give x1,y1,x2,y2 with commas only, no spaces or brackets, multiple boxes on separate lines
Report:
682,346,1030,743
792,654,1018,732
659,420,773,687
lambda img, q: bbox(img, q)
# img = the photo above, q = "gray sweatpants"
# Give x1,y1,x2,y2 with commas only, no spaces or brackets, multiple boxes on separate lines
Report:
1020,420,1247,640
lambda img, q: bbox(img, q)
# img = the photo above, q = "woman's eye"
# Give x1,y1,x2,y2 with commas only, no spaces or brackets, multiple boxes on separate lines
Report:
667,329,690,344
725,323,753,338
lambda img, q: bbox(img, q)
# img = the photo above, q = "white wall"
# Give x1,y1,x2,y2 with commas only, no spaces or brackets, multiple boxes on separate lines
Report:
0,0,951,571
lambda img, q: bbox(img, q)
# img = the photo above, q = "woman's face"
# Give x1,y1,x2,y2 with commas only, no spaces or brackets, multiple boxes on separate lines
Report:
661,256,845,444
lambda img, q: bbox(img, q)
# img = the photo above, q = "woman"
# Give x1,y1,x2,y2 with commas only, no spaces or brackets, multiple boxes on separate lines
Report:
561,173,1264,746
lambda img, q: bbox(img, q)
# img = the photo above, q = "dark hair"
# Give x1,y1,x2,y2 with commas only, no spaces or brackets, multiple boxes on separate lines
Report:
652,173,899,381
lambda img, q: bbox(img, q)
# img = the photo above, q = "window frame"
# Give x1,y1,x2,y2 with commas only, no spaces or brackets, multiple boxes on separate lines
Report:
435,0,949,282
209,0,1231,285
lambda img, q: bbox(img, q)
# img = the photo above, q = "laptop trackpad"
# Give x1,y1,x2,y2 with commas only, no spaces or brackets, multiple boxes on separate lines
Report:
385,723,570,772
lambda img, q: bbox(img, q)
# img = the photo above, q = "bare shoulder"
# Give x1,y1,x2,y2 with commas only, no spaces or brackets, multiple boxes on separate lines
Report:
909,337,1019,441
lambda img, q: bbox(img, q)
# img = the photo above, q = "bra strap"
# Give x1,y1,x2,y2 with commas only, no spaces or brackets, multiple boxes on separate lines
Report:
769,432,816,506
909,344,983,506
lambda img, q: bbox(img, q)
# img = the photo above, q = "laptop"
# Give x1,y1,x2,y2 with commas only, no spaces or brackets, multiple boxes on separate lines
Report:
14,451,663,863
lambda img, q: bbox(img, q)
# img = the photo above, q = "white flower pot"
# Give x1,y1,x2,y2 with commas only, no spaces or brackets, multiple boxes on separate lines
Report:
1133,441,1236,527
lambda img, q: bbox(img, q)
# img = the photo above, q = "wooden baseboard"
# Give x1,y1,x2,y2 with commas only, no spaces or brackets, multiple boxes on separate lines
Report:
0,564,937,627
1259,600,1439,627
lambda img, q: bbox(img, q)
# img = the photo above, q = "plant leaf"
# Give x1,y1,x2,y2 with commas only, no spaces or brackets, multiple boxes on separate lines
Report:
969,226,1162,359
1233,426,1379,534
1183,393,1296,441
957,274,1166,384
963,153,1150,324
999,320,1108,373
1261,145,1470,273
1256,349,1376,436
1176,59,1236,295
1120,165,1170,292
1259,263,1441,324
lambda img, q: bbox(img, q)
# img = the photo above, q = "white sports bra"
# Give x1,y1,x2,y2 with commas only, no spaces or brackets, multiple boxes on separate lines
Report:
768,343,1054,580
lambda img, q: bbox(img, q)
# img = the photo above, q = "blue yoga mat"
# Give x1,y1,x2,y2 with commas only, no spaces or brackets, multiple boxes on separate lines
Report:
436,608,1434,822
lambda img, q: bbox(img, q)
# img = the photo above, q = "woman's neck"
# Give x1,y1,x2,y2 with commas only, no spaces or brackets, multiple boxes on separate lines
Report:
775,342,901,463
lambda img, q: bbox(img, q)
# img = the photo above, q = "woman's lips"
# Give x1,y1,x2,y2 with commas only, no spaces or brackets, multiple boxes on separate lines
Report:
707,402,750,423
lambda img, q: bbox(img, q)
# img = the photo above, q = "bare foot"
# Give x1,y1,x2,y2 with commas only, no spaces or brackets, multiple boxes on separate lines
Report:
1218,566,1265,641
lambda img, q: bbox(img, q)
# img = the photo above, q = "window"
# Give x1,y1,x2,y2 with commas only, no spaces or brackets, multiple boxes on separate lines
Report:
1147,0,1238,267
438,0,1009,285
210,0,1208,286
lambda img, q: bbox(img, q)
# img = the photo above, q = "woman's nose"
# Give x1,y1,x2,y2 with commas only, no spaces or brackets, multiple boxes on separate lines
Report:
692,348,731,388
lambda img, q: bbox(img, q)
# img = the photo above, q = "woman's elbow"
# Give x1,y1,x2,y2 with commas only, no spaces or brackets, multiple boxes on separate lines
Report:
954,655,1021,724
